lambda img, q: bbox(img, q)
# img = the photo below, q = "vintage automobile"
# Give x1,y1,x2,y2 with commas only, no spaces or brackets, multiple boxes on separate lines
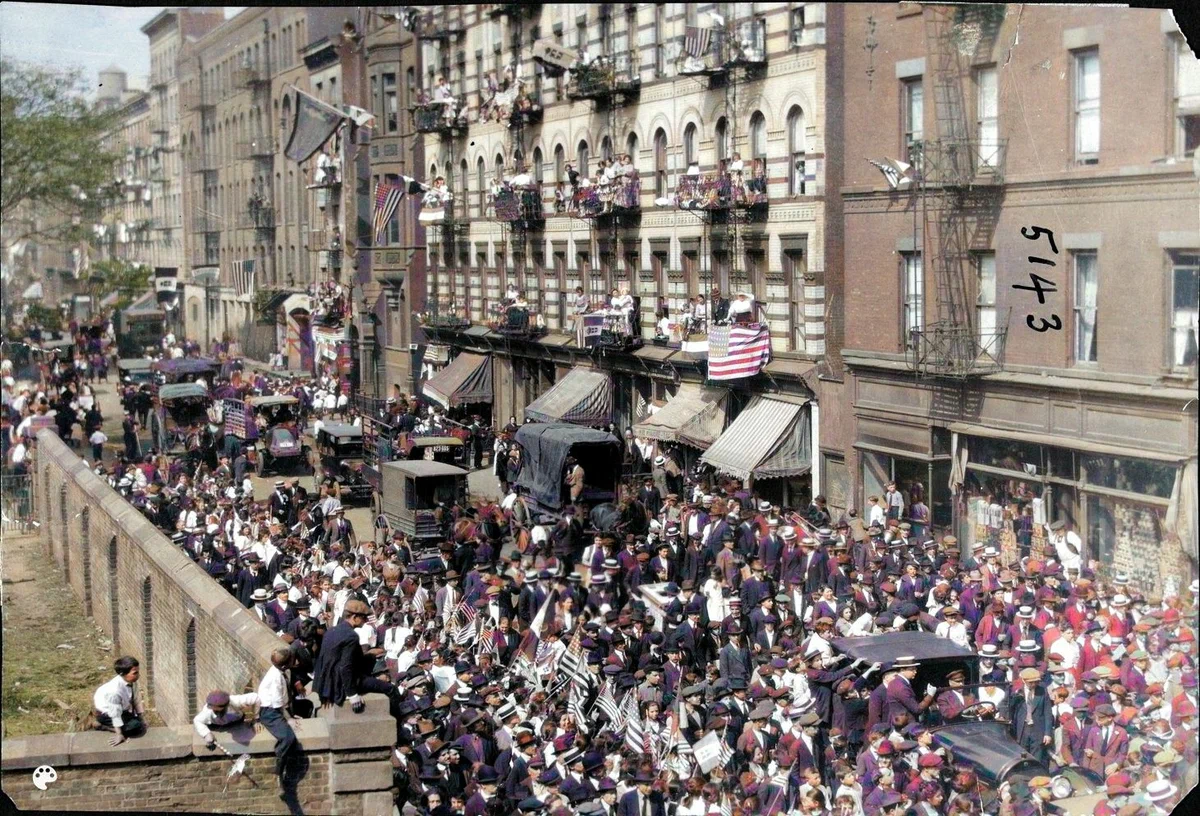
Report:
831,632,1108,814
313,422,372,505
360,416,470,494
151,356,220,386
511,422,623,514
117,357,155,386
153,382,214,453
223,394,310,476
378,459,468,546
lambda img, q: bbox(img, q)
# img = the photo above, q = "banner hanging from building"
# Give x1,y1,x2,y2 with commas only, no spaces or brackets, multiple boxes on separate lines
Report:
154,267,178,310
284,86,347,164
707,323,771,381
232,259,256,298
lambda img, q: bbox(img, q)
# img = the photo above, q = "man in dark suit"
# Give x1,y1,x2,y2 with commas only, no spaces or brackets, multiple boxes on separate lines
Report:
637,476,662,519
710,288,730,325
1009,668,1055,766
233,554,270,608
718,624,753,689
884,656,936,724
617,769,665,816
265,585,298,633
312,600,395,716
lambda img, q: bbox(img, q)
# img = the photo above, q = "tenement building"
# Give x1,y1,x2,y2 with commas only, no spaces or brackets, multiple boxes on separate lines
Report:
406,3,832,506
829,4,1199,596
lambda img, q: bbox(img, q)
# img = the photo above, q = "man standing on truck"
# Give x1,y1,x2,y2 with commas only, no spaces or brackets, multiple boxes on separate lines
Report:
565,455,585,504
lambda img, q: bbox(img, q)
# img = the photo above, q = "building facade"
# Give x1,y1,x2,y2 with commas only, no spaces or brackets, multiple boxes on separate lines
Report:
830,4,1199,595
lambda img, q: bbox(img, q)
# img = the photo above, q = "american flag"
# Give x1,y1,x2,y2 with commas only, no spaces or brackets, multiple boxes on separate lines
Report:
558,627,592,688
568,680,591,735
476,620,497,658
684,26,713,58
707,323,771,380
622,692,646,754
454,609,479,647
231,259,256,297
372,180,405,244
594,678,623,726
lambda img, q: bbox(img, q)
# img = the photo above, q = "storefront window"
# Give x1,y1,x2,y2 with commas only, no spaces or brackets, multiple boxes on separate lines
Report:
970,436,1044,476
1086,493,1167,592
862,451,889,506
1081,455,1176,499
1047,446,1078,480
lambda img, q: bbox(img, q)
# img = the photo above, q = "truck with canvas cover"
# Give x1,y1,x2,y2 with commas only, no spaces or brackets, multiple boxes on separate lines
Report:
512,423,622,513
378,459,468,548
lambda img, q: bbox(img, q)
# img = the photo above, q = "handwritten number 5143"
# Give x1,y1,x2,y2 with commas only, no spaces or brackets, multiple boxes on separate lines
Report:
1015,227,1063,331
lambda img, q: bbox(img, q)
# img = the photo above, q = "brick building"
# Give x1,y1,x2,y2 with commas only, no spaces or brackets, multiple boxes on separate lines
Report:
827,4,1198,594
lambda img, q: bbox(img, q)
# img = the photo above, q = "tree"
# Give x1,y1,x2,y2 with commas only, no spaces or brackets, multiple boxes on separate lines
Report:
1,58,122,246
91,258,151,311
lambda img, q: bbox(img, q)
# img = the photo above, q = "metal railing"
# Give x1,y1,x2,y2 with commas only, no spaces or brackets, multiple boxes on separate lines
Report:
411,104,468,134
233,62,271,88
573,175,641,217
911,138,1008,188
907,323,1008,378
675,172,765,210
236,206,275,230
493,184,545,225
1,472,36,534
181,84,213,111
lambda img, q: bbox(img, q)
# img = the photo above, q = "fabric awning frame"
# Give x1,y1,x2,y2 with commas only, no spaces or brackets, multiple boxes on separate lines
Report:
701,395,813,481
632,383,729,451
423,351,493,408
524,368,613,426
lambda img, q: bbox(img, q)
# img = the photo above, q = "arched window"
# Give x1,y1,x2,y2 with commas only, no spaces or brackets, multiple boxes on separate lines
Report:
430,162,438,180
626,132,639,168
715,117,729,163
477,157,486,214
749,111,767,162
554,145,565,183
577,140,590,177
683,123,698,167
653,128,668,197
787,106,807,195
600,135,612,163
459,158,469,215
495,153,505,179
532,147,544,186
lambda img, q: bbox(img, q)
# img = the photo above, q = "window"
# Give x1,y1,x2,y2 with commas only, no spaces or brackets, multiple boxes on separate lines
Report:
475,52,484,95
749,112,767,162
477,157,486,214
784,248,807,352
1175,37,1200,156
1073,251,1098,363
902,78,924,163
554,145,565,183
626,132,639,169
384,173,401,244
577,140,589,177
653,128,668,197
902,252,924,348
976,253,998,354
1073,49,1100,160
653,4,665,75
790,7,806,47
625,7,638,80
787,106,807,195
600,135,613,163
576,18,588,51
383,73,397,133
1171,252,1199,368
976,67,999,167
715,117,729,163
532,147,544,188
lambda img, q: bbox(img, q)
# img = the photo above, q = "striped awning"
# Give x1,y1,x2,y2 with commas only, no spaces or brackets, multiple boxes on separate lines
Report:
701,395,812,481
633,383,728,450
423,344,451,365
423,351,492,408
524,368,612,426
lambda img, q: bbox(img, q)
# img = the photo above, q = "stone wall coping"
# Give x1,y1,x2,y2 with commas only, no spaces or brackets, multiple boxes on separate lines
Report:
0,698,393,770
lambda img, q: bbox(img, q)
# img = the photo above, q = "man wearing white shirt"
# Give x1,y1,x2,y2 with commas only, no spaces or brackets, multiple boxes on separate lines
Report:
92,656,146,745
254,647,300,791
868,496,887,529
1047,519,1083,573
193,689,259,747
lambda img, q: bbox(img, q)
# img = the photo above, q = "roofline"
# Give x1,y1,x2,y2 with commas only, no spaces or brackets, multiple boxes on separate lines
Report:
140,8,177,37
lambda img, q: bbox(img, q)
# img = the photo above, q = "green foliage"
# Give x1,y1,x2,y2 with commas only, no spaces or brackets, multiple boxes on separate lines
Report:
254,288,285,323
23,303,62,331
1,58,123,244
92,258,150,310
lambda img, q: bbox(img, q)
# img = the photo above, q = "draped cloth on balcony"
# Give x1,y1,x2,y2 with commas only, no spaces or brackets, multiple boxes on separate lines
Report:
284,87,347,164
422,352,492,408
524,369,613,426
632,383,729,450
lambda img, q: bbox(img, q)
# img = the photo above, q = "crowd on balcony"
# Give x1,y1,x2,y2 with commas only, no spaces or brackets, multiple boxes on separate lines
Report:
566,155,642,216
414,76,467,130
310,280,349,326
480,67,540,125
675,154,768,210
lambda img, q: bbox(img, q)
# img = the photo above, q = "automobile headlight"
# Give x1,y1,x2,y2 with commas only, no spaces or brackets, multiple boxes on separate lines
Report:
1050,776,1073,800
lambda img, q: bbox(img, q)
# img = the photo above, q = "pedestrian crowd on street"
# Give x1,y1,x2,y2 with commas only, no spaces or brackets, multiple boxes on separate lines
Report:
5,326,1197,816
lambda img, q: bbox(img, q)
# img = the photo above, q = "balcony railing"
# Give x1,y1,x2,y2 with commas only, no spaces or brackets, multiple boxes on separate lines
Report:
237,205,275,231
572,175,641,217
678,18,769,75
493,184,544,228
567,61,640,103
912,138,1008,188
675,170,767,210
150,72,169,90
320,248,343,270
414,11,465,40
508,95,543,128
309,160,341,188
237,136,276,160
232,62,271,88
186,152,217,174
411,102,468,134
483,3,538,18
907,323,1007,378
192,215,220,233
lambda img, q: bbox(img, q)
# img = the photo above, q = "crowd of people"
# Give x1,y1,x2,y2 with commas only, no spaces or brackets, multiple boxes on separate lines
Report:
4,325,1198,816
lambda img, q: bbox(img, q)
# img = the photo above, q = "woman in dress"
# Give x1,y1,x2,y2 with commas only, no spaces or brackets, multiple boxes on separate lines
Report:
702,567,728,623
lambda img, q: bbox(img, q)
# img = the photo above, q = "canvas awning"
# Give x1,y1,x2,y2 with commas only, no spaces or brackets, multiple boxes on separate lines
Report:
524,368,612,426
632,383,728,450
423,351,493,408
700,395,812,481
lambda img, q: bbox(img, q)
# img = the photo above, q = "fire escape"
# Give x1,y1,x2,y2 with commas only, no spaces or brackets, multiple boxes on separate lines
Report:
675,14,770,312
907,4,1007,380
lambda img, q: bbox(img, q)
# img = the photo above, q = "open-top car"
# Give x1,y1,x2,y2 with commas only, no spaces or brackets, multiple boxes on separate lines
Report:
313,422,372,505
223,394,310,476
117,357,155,386
154,382,214,453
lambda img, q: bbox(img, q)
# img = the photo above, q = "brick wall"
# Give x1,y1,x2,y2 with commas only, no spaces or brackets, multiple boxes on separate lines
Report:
33,430,281,727
2,700,397,815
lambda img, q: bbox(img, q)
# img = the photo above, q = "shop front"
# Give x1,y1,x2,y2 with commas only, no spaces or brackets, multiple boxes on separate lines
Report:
701,394,813,506
950,427,1194,597
313,324,352,379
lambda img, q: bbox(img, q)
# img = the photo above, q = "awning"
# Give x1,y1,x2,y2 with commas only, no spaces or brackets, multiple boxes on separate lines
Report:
22,281,43,299
524,368,612,426
701,395,812,481
99,291,120,308
633,383,728,450
123,289,164,318
423,351,493,408
423,344,451,365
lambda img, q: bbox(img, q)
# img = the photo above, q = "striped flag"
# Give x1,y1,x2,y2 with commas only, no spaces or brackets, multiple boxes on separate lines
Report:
684,26,713,58
454,609,479,647
476,619,497,659
595,678,623,726
558,627,592,688
707,323,771,381
568,680,590,735
716,739,734,771
231,259,256,297
515,589,557,665
623,692,646,754
373,180,404,244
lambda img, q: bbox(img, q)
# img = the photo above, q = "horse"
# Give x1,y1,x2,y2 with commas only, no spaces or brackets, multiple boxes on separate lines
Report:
589,502,622,534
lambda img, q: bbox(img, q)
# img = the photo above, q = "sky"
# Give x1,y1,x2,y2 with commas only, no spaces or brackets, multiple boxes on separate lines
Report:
0,4,244,93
